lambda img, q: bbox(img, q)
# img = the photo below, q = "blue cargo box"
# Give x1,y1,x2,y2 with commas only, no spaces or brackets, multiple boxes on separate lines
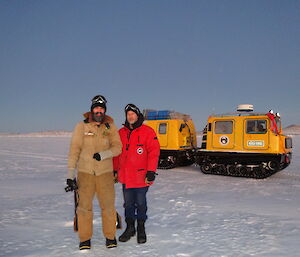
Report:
157,110,170,119
146,111,158,120
147,111,158,116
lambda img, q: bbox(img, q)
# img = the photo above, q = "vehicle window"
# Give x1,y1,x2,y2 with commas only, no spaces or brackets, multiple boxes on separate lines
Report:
246,120,267,134
215,121,233,134
159,123,167,134
275,118,281,132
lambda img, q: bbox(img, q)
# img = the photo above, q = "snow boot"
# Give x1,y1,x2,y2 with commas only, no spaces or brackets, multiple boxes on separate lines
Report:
137,219,146,244
106,238,117,248
79,239,91,250
118,218,136,242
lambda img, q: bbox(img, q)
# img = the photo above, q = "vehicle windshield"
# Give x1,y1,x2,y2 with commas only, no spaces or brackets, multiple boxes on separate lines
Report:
246,120,267,134
275,118,281,132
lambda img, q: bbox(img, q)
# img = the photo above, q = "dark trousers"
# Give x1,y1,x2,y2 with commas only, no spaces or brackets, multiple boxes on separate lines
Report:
122,184,149,221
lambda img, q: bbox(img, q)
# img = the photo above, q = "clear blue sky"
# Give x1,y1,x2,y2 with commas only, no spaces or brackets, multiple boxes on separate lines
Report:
0,0,299,133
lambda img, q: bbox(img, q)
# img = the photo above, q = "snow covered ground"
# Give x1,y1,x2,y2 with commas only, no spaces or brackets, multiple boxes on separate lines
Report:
0,136,299,257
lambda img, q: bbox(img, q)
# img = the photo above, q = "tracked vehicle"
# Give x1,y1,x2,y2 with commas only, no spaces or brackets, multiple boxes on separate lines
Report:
143,110,197,169
196,105,292,178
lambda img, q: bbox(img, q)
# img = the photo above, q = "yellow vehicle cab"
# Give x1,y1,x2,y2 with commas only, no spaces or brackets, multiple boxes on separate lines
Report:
143,110,197,169
196,104,292,178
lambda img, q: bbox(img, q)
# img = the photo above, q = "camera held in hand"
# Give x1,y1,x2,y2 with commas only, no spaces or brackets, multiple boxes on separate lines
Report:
65,178,78,192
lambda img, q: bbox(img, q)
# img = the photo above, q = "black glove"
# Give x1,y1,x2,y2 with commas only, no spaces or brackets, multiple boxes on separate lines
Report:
93,153,101,161
65,178,78,192
146,171,157,182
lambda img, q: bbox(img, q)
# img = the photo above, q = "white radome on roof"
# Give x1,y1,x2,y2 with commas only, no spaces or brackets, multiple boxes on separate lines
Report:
237,104,254,112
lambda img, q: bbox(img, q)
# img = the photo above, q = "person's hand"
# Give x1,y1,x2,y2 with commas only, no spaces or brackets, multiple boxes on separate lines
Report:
65,178,78,192
93,153,101,161
145,171,157,185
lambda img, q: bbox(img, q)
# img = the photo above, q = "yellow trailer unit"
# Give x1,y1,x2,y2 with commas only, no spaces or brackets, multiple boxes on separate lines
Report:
144,110,197,169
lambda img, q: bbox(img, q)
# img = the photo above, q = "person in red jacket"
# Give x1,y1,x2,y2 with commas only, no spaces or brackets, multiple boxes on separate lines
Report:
113,103,160,244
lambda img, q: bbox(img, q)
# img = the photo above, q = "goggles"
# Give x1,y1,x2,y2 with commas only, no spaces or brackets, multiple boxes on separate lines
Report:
92,95,107,105
125,104,140,114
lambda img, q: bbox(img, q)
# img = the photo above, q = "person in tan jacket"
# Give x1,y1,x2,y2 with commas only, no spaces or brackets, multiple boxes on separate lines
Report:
66,95,122,250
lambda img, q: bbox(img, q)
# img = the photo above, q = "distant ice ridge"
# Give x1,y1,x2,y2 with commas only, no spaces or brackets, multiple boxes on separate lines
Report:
0,131,72,137
283,125,300,135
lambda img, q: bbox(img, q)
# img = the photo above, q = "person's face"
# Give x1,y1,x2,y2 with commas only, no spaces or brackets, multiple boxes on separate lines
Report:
93,106,105,115
127,111,138,125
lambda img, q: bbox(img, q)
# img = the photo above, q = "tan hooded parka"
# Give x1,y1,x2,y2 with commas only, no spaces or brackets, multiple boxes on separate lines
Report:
68,112,122,178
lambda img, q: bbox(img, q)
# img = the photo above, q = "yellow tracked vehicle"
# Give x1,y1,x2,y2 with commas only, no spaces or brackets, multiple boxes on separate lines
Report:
196,105,292,178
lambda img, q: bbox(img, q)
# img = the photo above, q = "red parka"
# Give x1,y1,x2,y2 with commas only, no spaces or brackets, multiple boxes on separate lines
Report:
113,124,160,189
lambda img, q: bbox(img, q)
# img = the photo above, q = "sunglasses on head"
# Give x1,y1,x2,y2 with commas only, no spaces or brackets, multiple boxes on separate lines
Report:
125,104,139,113
92,95,107,105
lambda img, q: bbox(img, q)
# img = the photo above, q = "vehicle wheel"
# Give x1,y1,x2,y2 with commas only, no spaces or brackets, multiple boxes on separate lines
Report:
227,165,235,176
200,163,212,174
267,160,280,172
158,156,177,169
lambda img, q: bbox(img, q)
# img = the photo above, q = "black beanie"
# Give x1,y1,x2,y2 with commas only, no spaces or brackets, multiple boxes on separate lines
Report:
91,95,107,112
